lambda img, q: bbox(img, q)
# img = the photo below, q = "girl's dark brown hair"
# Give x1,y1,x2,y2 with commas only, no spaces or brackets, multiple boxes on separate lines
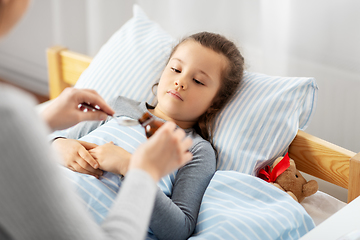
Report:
154,32,245,154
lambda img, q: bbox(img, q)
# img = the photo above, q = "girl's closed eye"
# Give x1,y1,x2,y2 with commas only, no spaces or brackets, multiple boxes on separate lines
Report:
193,79,204,85
171,67,181,73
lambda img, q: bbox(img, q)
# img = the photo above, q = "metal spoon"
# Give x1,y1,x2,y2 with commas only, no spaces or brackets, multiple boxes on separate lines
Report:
80,102,139,126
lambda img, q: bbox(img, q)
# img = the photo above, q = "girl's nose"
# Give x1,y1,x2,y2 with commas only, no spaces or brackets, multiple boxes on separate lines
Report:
175,78,187,90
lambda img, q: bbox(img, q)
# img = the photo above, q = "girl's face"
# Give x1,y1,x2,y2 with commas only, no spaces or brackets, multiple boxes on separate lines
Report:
153,40,228,129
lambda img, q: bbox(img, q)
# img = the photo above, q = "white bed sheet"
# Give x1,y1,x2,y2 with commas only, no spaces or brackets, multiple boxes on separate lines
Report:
301,190,346,226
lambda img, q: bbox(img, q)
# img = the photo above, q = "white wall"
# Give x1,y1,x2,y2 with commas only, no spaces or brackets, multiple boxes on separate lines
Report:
0,0,134,94
0,0,53,94
0,0,359,202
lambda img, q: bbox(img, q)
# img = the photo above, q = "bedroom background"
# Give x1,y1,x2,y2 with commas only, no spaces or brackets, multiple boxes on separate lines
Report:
0,0,359,202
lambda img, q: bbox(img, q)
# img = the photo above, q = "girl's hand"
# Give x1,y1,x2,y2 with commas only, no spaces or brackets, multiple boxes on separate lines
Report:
130,122,193,182
52,138,103,178
89,142,131,175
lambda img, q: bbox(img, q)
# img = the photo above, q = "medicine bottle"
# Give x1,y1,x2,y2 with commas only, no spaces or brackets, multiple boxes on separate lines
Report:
138,112,164,138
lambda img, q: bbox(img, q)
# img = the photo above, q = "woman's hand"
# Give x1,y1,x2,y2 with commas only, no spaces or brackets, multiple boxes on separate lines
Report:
41,88,115,131
89,142,131,176
52,138,103,178
130,122,193,182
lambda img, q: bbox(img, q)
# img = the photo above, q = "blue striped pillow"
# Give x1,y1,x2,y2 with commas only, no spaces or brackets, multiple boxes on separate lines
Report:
74,5,318,175
213,72,318,174
74,4,175,103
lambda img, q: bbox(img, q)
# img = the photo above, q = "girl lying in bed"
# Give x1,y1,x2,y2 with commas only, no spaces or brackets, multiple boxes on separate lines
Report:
52,31,244,240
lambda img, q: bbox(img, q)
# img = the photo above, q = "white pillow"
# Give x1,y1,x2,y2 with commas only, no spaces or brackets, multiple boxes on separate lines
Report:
74,4,318,175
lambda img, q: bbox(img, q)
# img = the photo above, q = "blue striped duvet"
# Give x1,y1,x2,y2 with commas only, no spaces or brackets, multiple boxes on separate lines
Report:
62,118,314,239
190,171,315,240
145,171,315,240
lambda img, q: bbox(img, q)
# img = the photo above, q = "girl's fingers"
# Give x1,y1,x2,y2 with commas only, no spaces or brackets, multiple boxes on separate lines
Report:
76,157,99,173
79,140,98,150
70,162,102,179
78,148,100,169
74,157,103,176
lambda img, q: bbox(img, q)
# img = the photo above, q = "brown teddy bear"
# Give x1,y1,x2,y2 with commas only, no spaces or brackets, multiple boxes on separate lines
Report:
258,153,318,203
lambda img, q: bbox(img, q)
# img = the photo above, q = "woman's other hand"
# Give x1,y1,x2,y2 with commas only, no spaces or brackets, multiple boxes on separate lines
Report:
130,122,193,182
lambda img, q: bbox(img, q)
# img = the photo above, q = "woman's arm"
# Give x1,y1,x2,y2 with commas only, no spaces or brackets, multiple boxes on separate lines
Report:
0,85,192,240
149,140,216,240
0,86,152,240
42,88,114,131
49,94,121,141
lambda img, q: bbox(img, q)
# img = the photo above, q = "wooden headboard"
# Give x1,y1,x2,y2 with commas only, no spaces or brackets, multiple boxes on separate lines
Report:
47,46,92,99
46,46,360,203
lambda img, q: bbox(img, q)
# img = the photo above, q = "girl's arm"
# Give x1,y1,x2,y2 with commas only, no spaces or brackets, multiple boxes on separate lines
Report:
149,140,216,240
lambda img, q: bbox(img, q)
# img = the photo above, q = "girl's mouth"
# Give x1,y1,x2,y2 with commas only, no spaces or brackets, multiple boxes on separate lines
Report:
167,90,183,101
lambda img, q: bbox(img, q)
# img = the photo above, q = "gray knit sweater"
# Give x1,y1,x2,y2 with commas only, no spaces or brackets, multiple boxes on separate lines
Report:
0,84,158,240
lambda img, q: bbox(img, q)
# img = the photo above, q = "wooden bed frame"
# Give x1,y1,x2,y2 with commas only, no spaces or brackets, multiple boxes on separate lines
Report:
46,46,360,203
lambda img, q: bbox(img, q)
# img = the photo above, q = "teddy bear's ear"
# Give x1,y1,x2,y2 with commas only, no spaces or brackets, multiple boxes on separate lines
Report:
302,180,319,197
289,159,296,168
271,157,283,169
